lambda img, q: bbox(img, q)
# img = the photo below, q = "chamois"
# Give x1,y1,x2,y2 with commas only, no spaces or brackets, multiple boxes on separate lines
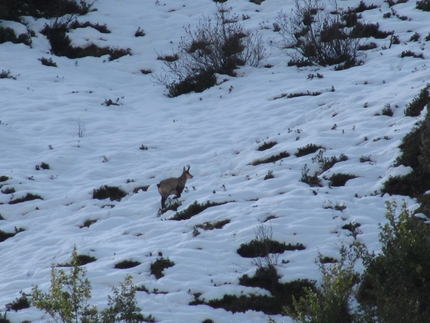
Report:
157,165,193,208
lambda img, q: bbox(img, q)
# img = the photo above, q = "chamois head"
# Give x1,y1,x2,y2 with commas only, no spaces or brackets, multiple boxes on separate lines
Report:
157,165,193,208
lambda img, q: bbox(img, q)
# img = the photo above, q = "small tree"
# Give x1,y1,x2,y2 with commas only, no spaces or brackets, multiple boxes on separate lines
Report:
358,201,430,323
32,246,98,323
101,275,148,323
286,246,360,323
32,247,153,323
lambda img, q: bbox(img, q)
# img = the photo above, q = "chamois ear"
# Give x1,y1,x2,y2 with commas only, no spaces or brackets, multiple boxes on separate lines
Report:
187,165,190,171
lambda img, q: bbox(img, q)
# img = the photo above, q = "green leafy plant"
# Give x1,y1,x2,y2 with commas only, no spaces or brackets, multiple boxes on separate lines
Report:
32,246,98,323
32,246,153,323
286,246,360,323
101,275,154,323
357,201,430,323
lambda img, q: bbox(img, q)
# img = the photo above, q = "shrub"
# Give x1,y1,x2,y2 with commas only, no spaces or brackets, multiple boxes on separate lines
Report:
381,104,393,116
134,27,145,37
0,70,17,79
0,230,16,242
0,25,31,45
237,239,305,258
32,246,152,323
159,7,264,97
400,50,424,59
101,275,154,323
312,151,348,173
206,294,282,315
264,170,274,180
41,20,130,60
286,246,360,323
277,0,364,68
158,200,182,216
329,173,357,187
93,185,127,202
416,0,430,11
404,83,430,117
257,141,277,151
295,144,323,157
1,187,15,194
32,246,99,323
252,151,290,166
39,57,58,67
197,276,315,315
114,260,141,269
300,164,322,187
9,193,42,204
194,219,230,231
150,257,174,279
8,292,30,311
383,102,430,197
170,200,228,220
358,201,430,323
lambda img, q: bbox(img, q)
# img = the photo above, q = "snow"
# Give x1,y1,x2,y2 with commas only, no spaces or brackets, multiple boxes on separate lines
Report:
0,0,428,322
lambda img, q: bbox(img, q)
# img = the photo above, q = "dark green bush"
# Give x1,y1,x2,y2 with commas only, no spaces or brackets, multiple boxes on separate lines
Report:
0,0,93,20
329,173,357,187
0,230,16,242
39,57,57,67
196,274,314,315
150,257,174,279
252,151,290,166
383,103,430,198
8,293,30,311
207,294,282,315
404,84,430,117
114,260,141,269
295,144,323,157
41,21,130,60
258,141,277,151
9,193,42,204
416,0,430,11
170,200,227,221
93,185,127,202
167,69,217,98
237,239,305,258
0,25,31,45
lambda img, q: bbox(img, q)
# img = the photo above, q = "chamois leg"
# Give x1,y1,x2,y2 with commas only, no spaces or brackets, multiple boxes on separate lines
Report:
161,196,167,208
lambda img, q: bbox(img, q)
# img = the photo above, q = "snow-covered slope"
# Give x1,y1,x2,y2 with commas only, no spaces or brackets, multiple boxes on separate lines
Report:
1,1,428,322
